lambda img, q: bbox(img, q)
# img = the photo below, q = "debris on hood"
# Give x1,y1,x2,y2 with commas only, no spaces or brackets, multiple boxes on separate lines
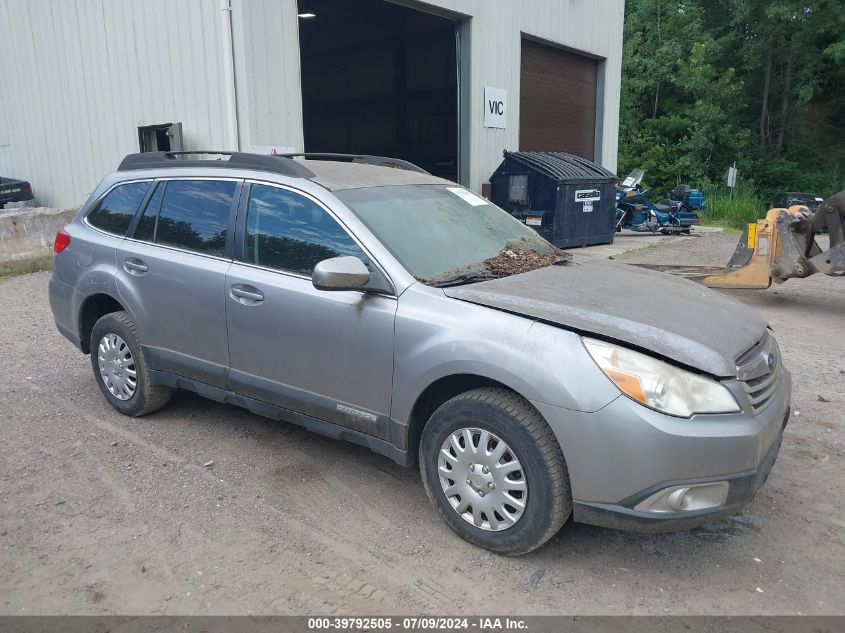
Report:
422,240,572,286
483,243,572,277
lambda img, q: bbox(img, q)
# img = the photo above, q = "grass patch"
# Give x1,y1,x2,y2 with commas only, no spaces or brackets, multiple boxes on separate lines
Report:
703,193,763,228
0,256,53,279
699,181,766,229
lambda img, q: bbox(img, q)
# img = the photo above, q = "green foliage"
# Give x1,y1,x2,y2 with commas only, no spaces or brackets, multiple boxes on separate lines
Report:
619,0,845,205
701,180,765,228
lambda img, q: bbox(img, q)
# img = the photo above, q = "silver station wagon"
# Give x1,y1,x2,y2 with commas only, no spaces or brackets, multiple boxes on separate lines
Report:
49,151,791,554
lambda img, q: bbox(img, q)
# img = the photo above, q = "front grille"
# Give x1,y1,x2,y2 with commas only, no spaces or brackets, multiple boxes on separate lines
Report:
737,332,782,414
743,361,782,413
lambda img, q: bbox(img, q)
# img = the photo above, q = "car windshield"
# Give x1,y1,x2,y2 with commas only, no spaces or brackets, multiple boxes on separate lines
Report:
336,184,568,285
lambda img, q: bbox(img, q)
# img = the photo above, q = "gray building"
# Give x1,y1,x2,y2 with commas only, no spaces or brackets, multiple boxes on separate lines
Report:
0,0,624,208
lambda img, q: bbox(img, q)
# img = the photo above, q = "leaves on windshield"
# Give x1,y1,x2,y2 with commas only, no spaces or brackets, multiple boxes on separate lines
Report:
482,243,572,277
424,240,572,285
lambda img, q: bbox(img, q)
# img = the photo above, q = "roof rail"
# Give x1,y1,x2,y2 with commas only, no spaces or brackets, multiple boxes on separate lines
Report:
278,153,430,174
117,151,315,179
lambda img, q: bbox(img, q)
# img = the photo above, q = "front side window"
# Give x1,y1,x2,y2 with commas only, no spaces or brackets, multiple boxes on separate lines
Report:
136,179,235,256
87,181,151,236
245,184,368,275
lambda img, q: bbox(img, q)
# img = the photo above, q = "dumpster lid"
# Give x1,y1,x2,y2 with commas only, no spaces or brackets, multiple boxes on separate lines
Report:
503,151,617,182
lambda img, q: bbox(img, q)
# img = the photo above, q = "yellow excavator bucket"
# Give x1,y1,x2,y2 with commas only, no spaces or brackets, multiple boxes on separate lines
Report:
637,193,843,289
701,210,783,289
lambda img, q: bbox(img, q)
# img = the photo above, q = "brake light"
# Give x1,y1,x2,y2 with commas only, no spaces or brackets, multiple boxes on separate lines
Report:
54,229,71,253
692,218,700,225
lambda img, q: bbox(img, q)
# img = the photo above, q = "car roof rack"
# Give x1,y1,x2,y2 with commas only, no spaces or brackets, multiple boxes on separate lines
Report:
277,153,430,174
117,151,316,179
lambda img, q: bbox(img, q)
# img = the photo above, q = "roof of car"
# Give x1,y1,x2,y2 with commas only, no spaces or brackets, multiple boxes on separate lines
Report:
116,151,452,192
302,160,452,191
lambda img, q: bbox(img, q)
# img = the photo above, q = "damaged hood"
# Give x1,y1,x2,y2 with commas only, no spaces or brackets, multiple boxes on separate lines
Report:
443,260,767,377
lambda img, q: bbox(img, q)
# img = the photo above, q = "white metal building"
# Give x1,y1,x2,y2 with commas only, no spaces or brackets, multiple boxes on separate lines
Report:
0,0,624,208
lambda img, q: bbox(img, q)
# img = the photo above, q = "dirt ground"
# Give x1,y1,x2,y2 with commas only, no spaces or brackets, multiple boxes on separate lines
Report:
0,231,843,615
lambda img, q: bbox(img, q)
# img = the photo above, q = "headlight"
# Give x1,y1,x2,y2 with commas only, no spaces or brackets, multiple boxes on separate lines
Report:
582,338,740,417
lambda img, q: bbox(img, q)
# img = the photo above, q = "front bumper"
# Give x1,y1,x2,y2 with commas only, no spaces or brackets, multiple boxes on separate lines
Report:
571,416,786,532
532,367,791,532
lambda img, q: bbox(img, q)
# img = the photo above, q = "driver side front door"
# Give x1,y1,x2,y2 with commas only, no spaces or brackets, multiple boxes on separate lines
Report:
225,182,397,440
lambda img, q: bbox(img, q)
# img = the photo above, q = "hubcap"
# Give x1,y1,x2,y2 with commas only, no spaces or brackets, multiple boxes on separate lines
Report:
438,428,528,531
97,334,137,401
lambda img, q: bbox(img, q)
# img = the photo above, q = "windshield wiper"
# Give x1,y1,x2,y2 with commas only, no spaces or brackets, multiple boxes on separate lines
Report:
430,271,499,288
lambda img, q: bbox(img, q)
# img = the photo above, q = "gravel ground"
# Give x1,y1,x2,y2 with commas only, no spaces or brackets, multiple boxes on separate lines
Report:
1,232,843,615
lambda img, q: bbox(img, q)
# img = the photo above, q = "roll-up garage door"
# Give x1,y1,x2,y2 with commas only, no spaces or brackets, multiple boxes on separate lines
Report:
519,39,598,160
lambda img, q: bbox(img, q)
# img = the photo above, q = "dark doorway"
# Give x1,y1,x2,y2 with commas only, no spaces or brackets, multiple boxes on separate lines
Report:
297,0,459,181
519,39,598,160
137,122,183,153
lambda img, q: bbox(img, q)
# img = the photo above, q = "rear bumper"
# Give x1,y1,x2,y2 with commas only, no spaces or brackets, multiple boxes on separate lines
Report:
49,275,82,351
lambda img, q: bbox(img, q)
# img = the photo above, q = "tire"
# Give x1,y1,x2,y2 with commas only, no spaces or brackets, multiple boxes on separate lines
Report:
89,311,172,417
419,387,571,555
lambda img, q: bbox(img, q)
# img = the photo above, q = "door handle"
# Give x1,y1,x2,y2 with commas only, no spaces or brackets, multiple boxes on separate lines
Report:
230,284,264,304
123,258,148,274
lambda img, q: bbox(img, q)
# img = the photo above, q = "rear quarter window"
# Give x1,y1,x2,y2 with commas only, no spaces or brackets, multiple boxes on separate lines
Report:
86,181,151,236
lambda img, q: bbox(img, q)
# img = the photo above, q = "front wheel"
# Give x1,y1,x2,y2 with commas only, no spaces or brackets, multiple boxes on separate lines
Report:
419,388,571,555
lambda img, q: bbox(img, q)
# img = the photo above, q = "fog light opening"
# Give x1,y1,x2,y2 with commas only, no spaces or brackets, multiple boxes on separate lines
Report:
665,487,690,512
634,481,729,514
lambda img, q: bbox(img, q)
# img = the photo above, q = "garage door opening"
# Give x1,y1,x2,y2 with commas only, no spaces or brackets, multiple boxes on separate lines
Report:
297,0,460,181
520,39,598,160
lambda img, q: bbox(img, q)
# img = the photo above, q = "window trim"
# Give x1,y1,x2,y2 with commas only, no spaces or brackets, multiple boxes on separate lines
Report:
82,179,155,238
234,179,396,295
123,176,244,262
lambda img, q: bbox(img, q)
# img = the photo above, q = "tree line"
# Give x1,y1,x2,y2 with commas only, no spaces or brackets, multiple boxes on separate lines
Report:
618,0,844,205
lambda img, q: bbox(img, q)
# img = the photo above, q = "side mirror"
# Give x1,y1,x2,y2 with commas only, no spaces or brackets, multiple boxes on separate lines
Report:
312,256,371,291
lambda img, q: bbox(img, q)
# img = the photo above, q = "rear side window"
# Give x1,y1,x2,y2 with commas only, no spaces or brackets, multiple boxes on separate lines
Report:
135,179,236,256
245,184,368,275
86,181,150,236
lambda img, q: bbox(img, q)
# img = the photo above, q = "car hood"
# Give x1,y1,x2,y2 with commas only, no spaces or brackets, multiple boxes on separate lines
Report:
443,260,767,377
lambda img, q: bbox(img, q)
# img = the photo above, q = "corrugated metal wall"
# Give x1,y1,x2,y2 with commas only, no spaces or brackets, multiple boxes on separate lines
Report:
231,0,305,153
0,0,623,206
0,0,232,208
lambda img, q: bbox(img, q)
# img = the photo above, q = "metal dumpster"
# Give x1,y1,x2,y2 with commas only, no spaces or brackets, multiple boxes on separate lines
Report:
490,151,618,247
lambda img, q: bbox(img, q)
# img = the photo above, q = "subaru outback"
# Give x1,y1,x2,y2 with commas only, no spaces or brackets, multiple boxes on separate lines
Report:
49,151,791,554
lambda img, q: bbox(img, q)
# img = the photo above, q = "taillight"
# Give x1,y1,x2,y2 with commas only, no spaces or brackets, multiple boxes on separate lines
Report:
692,218,701,225
54,229,71,253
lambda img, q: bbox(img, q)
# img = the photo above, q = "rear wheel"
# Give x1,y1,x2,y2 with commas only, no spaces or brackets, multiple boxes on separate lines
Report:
419,387,571,555
89,311,171,417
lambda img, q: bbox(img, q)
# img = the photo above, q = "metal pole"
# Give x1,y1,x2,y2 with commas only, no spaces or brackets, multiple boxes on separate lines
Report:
729,161,736,201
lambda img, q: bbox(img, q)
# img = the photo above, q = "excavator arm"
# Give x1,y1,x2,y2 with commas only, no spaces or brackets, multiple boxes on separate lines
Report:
633,190,845,289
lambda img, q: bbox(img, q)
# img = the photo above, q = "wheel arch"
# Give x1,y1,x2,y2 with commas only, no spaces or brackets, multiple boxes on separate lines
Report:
405,373,549,467
78,292,128,354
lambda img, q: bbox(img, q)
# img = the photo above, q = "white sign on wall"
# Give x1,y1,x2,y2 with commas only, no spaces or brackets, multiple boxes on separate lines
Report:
249,144,296,155
484,87,507,129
